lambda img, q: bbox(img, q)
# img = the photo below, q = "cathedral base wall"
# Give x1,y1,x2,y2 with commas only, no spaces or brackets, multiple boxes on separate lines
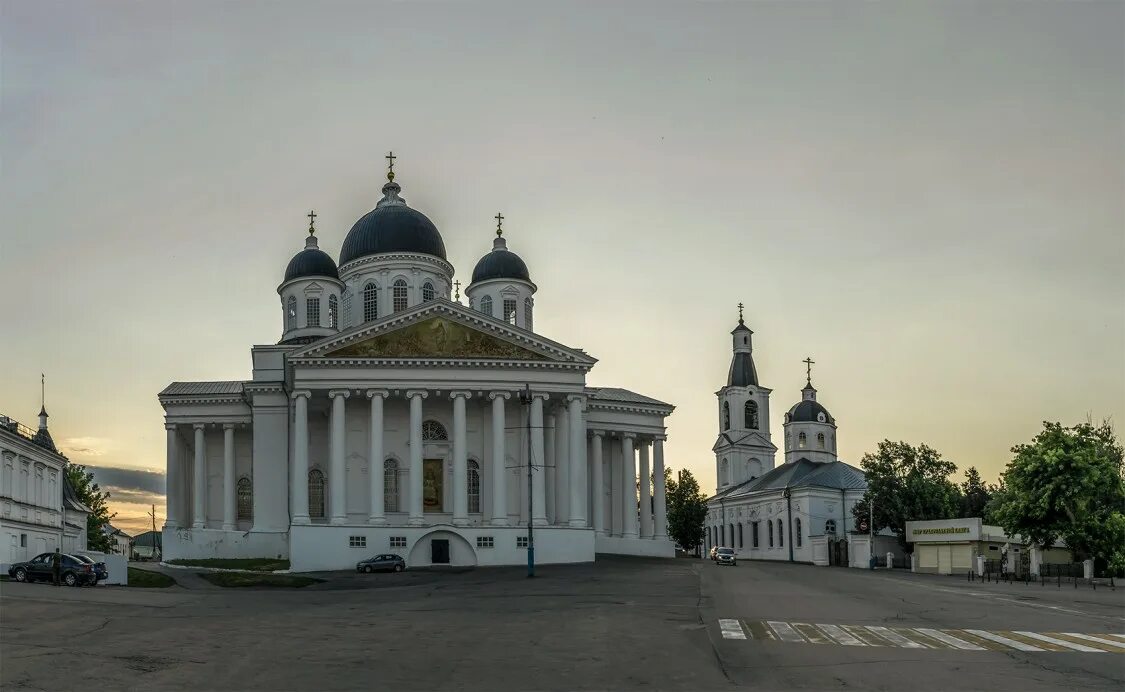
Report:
162,527,290,562
595,535,675,558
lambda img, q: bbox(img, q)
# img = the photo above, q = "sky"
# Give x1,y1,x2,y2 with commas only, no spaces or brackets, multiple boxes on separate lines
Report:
1,1,1122,535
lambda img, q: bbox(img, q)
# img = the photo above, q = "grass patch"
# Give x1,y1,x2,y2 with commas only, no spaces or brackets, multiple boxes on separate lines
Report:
167,558,290,572
199,572,321,588
128,568,176,588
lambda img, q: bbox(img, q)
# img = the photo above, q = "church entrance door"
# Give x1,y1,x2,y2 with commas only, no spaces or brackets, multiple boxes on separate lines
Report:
431,539,450,565
828,538,849,567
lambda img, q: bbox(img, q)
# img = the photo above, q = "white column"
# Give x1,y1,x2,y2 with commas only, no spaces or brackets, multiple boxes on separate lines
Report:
407,390,427,526
328,389,350,525
544,413,556,523
639,439,652,538
164,423,180,528
530,393,548,525
621,433,638,538
554,404,570,525
591,430,605,536
653,436,668,539
367,390,387,525
291,391,311,524
192,423,206,529
567,395,587,528
451,391,470,526
489,392,510,526
222,424,236,530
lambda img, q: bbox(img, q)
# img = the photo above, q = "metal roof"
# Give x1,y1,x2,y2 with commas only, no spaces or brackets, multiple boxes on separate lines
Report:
586,387,672,407
717,458,867,500
159,381,245,396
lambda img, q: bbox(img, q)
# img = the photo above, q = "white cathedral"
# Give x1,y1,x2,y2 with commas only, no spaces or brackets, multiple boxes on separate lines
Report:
159,162,675,571
704,315,868,566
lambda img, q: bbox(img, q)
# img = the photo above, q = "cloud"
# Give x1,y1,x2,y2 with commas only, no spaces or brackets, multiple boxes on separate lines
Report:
60,436,112,458
83,465,166,496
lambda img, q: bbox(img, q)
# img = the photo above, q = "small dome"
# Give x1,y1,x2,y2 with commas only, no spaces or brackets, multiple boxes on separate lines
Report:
284,246,339,282
339,182,446,266
727,352,758,387
786,400,835,425
472,248,530,283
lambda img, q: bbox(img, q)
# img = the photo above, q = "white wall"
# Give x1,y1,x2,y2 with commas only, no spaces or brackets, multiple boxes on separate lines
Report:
162,527,289,561
0,523,59,572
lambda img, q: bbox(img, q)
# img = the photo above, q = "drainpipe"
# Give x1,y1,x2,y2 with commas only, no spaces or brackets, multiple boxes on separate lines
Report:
784,485,794,562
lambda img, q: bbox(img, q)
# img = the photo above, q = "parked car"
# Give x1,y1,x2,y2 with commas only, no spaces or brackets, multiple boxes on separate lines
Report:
356,554,406,573
715,547,737,566
7,553,97,586
73,554,108,583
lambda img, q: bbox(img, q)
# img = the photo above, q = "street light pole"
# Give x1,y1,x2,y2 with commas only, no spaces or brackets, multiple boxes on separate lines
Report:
522,384,535,578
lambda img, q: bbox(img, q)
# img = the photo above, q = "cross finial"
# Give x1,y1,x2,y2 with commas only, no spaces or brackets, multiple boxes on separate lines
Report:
454,280,461,301
803,356,815,385
307,209,317,235
737,302,744,324
495,212,504,237
385,151,396,181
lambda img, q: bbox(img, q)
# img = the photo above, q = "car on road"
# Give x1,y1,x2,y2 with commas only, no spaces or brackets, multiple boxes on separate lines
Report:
356,554,406,573
7,553,97,586
715,547,737,566
73,554,108,583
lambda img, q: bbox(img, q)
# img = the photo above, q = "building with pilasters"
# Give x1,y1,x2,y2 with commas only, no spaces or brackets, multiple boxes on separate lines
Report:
159,162,675,570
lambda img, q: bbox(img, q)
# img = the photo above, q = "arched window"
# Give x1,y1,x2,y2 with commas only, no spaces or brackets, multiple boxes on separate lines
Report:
795,518,802,547
236,477,252,520
363,282,379,322
777,519,784,547
798,432,807,448
287,296,297,330
502,298,517,324
825,519,837,536
308,469,325,518
384,459,398,512
392,278,408,312
341,288,353,328
524,298,533,330
738,523,744,548
720,524,726,546
422,281,435,302
328,294,338,328
768,520,774,547
467,460,481,513
722,402,731,430
720,458,729,486
306,296,320,327
744,400,759,429
817,433,825,449
480,295,493,317
422,420,448,441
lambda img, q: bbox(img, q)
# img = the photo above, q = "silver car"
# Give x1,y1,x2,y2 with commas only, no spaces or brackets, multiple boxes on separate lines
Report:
715,547,737,566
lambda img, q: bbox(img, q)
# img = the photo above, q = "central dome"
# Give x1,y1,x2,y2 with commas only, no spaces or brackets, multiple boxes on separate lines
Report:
338,182,447,266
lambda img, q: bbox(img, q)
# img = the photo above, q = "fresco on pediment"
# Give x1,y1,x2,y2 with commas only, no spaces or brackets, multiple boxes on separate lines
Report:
324,317,549,360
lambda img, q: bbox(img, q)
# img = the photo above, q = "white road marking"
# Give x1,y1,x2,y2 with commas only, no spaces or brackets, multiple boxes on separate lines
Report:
866,626,925,648
1014,631,1104,653
767,621,807,643
913,628,985,650
817,623,866,646
964,629,1044,652
1061,633,1125,650
792,623,831,644
719,619,746,639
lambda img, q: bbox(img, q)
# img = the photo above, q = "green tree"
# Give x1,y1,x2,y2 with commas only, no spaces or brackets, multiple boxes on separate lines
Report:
852,440,962,549
65,464,116,552
666,468,707,554
959,466,993,518
991,421,1125,571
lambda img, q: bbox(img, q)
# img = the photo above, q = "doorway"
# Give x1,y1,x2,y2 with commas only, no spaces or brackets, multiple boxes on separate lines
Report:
431,539,450,564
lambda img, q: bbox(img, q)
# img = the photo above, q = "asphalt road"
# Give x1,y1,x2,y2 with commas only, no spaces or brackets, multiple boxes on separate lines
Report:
1,557,1122,691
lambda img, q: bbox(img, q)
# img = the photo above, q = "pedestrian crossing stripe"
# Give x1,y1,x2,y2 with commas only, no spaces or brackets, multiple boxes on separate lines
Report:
720,620,1125,653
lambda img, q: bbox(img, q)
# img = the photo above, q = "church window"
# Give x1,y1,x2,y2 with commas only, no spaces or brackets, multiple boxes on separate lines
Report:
817,433,825,449
306,297,320,328
422,420,448,441
308,469,325,518
467,460,481,513
349,536,367,548
777,519,784,548
342,289,353,328
422,281,435,302
768,520,774,547
480,295,493,317
384,459,399,512
825,519,837,536
720,458,729,486
795,518,802,547
476,536,494,549
524,298,533,330
328,295,338,328
236,477,252,520
503,298,517,325
744,400,759,429
392,279,408,312
752,522,759,548
389,536,406,548
722,402,731,430
798,432,807,449
287,296,297,330
738,523,744,548
363,282,379,322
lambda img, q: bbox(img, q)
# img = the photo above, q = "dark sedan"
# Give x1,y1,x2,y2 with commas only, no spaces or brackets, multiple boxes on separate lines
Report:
8,553,97,586
73,554,108,583
356,554,406,573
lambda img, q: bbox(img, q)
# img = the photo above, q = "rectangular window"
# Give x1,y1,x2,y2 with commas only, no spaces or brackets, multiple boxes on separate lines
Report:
502,298,517,325
476,536,494,549
389,536,406,548
517,536,528,548
306,297,321,328
349,536,367,548
752,522,759,548
20,533,27,547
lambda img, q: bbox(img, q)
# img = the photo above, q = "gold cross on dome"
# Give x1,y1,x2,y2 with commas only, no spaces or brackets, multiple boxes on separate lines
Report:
803,356,815,384
385,151,396,181
307,209,317,234
495,212,504,237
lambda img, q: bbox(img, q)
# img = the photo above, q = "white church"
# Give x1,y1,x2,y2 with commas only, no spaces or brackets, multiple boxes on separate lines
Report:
704,314,869,567
159,160,675,571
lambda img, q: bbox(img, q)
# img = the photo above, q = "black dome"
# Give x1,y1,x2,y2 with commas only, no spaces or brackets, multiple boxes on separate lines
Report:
472,249,530,283
787,400,835,425
284,247,339,282
727,352,758,387
339,204,446,266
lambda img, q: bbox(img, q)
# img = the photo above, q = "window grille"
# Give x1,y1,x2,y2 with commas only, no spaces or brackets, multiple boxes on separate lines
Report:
393,279,408,312
422,420,448,441
524,297,533,330
777,519,784,547
308,469,325,518
476,536,494,549
817,433,825,449
328,294,338,328
798,432,807,448
384,459,399,512
744,400,759,429
342,289,353,328
467,460,481,513
363,283,379,322
517,536,528,548
389,536,406,548
503,298,517,324
287,296,297,330
480,295,493,316
306,297,320,328
825,519,837,536
349,536,367,548
422,282,435,302
236,477,252,520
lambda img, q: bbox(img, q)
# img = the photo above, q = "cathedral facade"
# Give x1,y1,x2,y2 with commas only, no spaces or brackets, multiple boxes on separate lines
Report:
159,164,675,571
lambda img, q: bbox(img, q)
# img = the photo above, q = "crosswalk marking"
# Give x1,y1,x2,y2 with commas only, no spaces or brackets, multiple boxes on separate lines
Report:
913,628,986,650
1060,633,1125,650
964,629,1044,652
867,626,925,648
744,620,775,640
719,619,746,639
841,624,890,647
818,623,866,646
793,623,831,644
1013,631,1104,653
767,621,806,643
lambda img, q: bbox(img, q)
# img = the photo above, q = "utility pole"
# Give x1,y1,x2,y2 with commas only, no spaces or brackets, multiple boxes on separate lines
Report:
523,384,535,578
148,504,157,559
869,497,875,569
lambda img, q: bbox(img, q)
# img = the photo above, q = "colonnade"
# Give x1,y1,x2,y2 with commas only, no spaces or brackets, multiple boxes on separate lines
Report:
164,422,239,530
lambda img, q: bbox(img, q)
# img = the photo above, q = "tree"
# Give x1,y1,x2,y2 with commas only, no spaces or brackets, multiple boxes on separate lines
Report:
991,421,1125,571
852,440,961,549
959,466,992,518
666,468,707,554
65,464,116,552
